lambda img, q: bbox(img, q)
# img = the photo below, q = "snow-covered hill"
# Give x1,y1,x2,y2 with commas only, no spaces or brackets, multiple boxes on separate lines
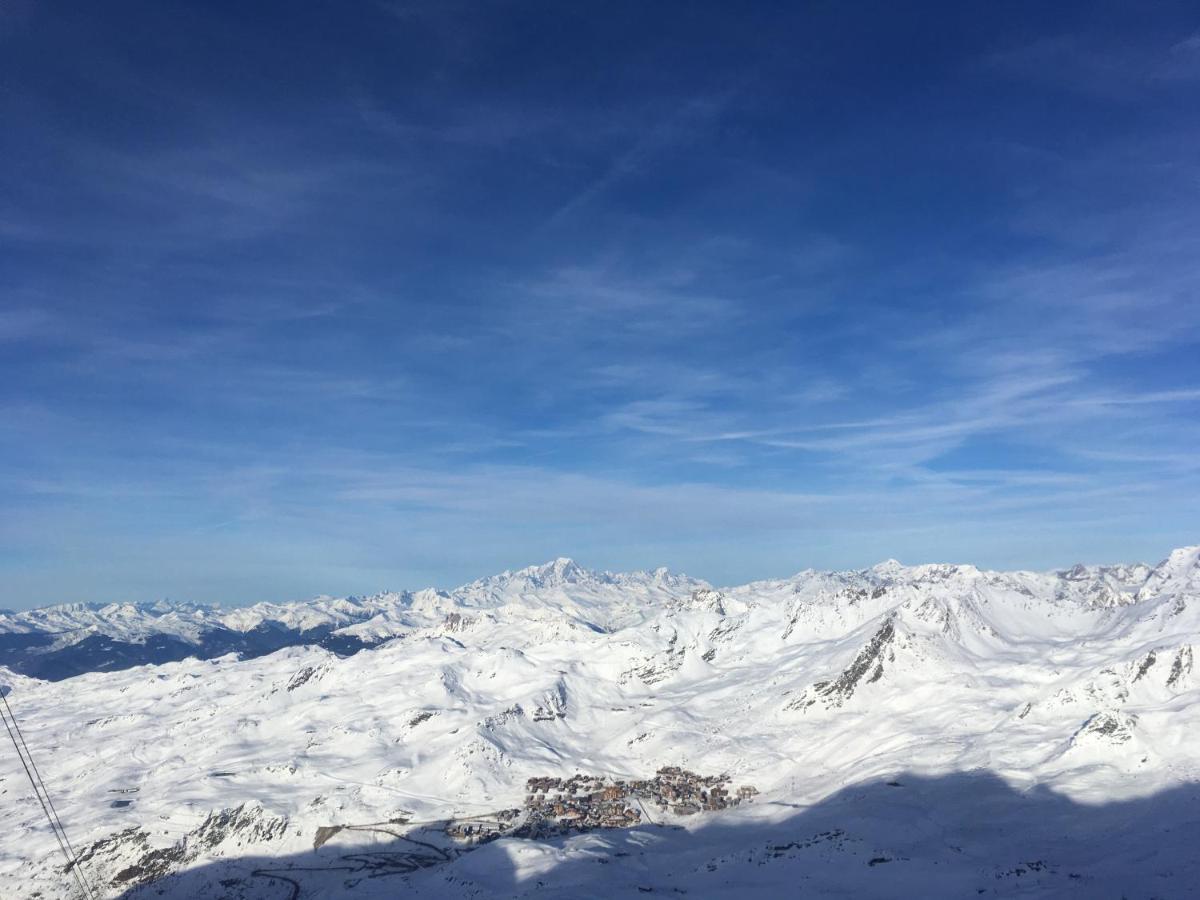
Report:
0,560,707,680
2,549,1200,899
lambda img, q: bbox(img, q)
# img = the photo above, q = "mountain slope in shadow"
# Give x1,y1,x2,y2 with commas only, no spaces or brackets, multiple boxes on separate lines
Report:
115,770,1200,899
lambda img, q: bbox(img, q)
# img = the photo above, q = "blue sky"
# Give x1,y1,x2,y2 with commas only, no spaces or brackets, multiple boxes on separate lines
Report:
2,1,1199,608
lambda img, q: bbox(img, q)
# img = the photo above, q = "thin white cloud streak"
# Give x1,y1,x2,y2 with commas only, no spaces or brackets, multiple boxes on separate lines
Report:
510,261,742,339
984,29,1200,99
541,88,741,228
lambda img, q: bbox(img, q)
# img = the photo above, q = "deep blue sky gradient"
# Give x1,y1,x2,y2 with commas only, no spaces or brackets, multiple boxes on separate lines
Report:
2,1,1199,607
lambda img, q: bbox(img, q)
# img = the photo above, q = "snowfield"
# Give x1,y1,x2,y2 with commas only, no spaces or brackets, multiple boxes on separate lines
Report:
3,549,1200,898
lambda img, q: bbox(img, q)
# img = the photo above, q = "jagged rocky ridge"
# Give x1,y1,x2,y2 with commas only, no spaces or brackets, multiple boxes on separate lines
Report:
2,547,1200,898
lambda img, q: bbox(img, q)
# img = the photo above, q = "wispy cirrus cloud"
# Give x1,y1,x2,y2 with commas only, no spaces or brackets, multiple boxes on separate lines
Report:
2,3,1199,606
542,88,743,228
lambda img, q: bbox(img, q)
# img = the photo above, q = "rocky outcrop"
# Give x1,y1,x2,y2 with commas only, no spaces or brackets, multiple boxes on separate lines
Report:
72,803,290,893
788,618,896,711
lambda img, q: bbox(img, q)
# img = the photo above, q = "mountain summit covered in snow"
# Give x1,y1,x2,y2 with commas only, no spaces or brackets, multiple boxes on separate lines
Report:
3,547,1200,898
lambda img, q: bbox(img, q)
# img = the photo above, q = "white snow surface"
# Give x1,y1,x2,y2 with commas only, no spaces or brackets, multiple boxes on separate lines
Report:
2,549,1200,899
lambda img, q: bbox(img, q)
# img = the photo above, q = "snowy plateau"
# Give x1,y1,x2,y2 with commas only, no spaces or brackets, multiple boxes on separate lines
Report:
3,548,1200,899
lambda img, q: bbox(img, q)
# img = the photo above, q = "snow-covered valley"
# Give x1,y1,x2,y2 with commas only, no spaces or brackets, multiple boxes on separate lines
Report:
3,549,1200,899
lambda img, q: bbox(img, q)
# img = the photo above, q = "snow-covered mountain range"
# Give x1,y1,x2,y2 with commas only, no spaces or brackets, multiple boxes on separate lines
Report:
0,559,703,680
3,548,1199,898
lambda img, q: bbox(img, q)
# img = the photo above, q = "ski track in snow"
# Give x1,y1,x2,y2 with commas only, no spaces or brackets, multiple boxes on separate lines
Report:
2,550,1200,898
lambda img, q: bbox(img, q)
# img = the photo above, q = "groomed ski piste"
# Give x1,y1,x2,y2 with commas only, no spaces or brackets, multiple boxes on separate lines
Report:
3,548,1200,899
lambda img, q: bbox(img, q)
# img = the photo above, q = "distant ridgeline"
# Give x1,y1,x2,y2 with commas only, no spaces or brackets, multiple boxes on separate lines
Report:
0,559,701,682
0,621,375,681
3,549,1197,684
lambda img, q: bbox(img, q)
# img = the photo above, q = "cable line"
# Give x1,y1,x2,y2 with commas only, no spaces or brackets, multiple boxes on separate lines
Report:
0,703,81,887
1,688,99,900
0,693,97,900
3,696,95,894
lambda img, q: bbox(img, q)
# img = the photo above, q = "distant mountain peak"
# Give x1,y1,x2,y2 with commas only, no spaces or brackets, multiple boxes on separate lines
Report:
520,557,588,582
869,559,905,577
1161,545,1200,569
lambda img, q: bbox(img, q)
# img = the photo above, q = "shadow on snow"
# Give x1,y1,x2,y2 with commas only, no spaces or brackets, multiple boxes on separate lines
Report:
115,770,1200,900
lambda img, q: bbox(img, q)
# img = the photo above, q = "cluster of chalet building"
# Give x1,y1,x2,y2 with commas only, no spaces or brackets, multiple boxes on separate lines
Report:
519,773,643,833
519,767,757,834
442,767,759,844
